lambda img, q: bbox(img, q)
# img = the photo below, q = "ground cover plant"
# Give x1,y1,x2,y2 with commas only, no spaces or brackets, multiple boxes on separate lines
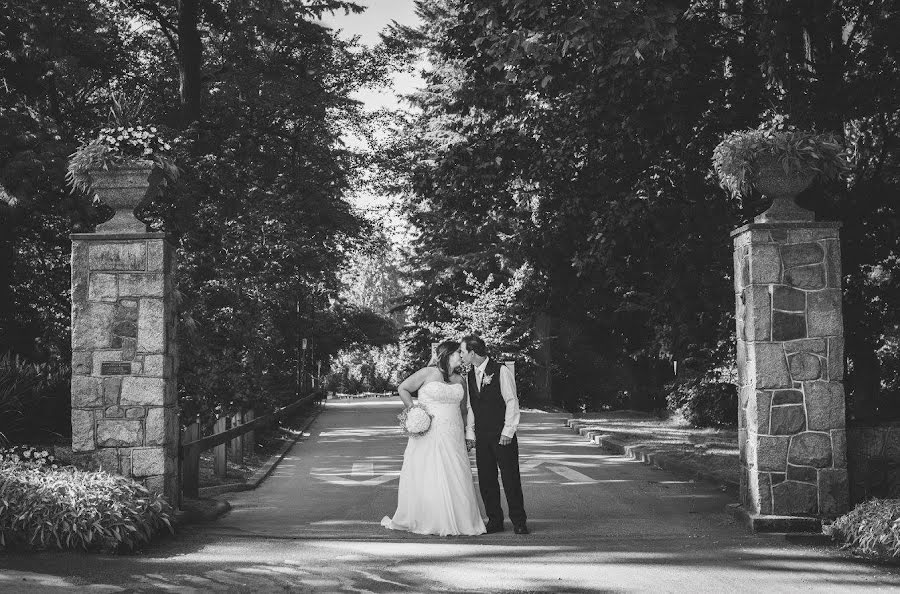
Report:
0,452,173,553
825,498,900,563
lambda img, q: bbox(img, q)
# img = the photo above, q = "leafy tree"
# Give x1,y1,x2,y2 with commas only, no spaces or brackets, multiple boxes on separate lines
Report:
132,1,390,418
421,266,533,359
340,232,408,325
382,0,900,420
0,0,132,362
325,343,407,394
1,1,394,427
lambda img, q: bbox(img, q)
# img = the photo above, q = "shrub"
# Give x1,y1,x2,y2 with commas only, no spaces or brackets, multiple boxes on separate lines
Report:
0,354,71,442
0,354,44,440
0,461,174,552
667,377,737,427
824,498,900,563
325,344,406,394
0,445,58,470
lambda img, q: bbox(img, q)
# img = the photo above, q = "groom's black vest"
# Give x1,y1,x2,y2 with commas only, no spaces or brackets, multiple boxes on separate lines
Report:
468,359,507,437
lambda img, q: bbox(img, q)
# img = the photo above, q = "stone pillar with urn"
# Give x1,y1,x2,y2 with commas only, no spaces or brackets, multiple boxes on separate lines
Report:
731,171,849,531
70,163,180,504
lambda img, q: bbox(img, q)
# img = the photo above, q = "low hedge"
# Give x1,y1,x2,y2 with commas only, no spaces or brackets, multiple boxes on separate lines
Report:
666,378,737,428
0,455,174,553
824,498,900,563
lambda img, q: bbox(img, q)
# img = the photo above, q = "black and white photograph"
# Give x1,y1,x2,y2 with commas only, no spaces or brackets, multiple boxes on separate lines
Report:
1,0,900,591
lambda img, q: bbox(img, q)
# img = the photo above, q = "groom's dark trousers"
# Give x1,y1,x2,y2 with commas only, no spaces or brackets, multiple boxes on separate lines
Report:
475,435,526,527
469,361,527,527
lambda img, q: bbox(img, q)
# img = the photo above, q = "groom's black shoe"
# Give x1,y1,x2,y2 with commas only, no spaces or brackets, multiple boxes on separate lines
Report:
485,522,504,534
513,523,530,535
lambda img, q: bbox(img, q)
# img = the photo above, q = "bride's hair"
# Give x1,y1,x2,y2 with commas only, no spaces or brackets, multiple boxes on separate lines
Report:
430,340,460,382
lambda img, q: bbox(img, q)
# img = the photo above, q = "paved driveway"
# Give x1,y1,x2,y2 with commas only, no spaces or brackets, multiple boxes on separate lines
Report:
2,397,899,592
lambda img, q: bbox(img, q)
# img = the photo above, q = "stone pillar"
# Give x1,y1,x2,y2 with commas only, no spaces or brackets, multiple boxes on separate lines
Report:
71,232,179,504
732,222,848,530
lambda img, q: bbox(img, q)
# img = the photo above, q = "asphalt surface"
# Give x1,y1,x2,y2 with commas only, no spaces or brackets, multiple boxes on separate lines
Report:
2,397,899,592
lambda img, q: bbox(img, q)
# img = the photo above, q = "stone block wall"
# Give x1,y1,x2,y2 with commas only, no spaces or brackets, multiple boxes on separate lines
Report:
732,222,849,518
71,232,179,503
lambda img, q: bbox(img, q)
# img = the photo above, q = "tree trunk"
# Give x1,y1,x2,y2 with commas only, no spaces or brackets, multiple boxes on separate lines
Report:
0,207,15,353
177,0,202,127
0,204,35,358
533,312,553,403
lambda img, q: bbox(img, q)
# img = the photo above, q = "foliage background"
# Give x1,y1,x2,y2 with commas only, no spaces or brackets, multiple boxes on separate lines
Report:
378,0,900,422
2,0,898,429
0,0,401,433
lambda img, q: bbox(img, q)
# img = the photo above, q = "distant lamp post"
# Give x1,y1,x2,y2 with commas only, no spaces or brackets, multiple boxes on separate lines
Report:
301,338,308,392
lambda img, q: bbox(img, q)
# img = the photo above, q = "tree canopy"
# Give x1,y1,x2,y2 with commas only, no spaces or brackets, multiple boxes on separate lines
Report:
383,0,900,418
1,0,395,422
3,0,898,426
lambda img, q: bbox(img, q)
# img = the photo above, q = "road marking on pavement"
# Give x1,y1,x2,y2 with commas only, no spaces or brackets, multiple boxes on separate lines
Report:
352,462,374,478
520,460,543,472
312,465,399,486
546,465,598,484
315,458,601,486
521,459,601,483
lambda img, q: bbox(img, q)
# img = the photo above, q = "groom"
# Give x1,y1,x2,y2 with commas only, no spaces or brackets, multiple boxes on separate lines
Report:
460,335,529,535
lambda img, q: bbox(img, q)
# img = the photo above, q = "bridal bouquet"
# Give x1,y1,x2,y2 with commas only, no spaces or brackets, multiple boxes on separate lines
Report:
398,403,433,437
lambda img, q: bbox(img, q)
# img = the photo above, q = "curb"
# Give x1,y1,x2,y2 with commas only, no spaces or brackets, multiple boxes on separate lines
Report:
566,419,829,536
198,482,255,498
565,419,740,497
246,405,323,487
197,405,323,499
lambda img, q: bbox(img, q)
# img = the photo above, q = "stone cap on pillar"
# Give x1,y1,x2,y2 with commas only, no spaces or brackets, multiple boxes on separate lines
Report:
71,232,169,241
730,221,841,238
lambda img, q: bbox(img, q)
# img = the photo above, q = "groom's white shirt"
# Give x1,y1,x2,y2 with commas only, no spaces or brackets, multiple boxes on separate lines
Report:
465,357,521,441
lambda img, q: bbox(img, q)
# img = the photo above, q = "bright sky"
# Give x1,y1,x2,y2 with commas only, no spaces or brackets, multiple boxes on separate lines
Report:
320,1,424,238
322,0,424,111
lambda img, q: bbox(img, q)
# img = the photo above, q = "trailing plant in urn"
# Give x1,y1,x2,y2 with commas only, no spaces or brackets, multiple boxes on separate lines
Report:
67,124,179,233
713,115,850,222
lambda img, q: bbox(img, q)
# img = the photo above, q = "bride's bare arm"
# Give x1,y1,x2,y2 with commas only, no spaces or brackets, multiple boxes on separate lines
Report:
451,374,476,449
397,368,438,407
464,381,476,449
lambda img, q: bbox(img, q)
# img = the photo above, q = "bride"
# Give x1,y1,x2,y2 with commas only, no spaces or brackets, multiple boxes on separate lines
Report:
381,340,487,536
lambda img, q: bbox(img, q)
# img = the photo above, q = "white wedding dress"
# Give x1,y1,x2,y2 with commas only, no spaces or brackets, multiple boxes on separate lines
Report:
381,381,486,536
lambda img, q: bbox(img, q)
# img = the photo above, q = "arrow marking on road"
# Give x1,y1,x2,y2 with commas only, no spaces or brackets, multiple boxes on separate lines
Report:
352,462,373,478
312,465,398,486
546,465,597,484
312,474,398,486
521,459,599,483
314,459,599,486
520,460,546,473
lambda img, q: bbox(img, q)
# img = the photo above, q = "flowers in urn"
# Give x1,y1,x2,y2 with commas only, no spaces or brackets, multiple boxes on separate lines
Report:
713,114,850,222
66,125,179,197
66,96,180,233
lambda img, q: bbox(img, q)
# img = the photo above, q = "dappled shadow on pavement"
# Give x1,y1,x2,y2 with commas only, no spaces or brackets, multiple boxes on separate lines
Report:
3,528,900,593
2,400,898,592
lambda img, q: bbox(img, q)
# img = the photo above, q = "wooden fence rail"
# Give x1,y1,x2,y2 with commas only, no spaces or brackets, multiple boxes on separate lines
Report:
180,390,324,498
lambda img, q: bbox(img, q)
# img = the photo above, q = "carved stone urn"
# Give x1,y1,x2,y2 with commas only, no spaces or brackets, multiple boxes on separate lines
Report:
90,160,159,233
752,156,816,223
